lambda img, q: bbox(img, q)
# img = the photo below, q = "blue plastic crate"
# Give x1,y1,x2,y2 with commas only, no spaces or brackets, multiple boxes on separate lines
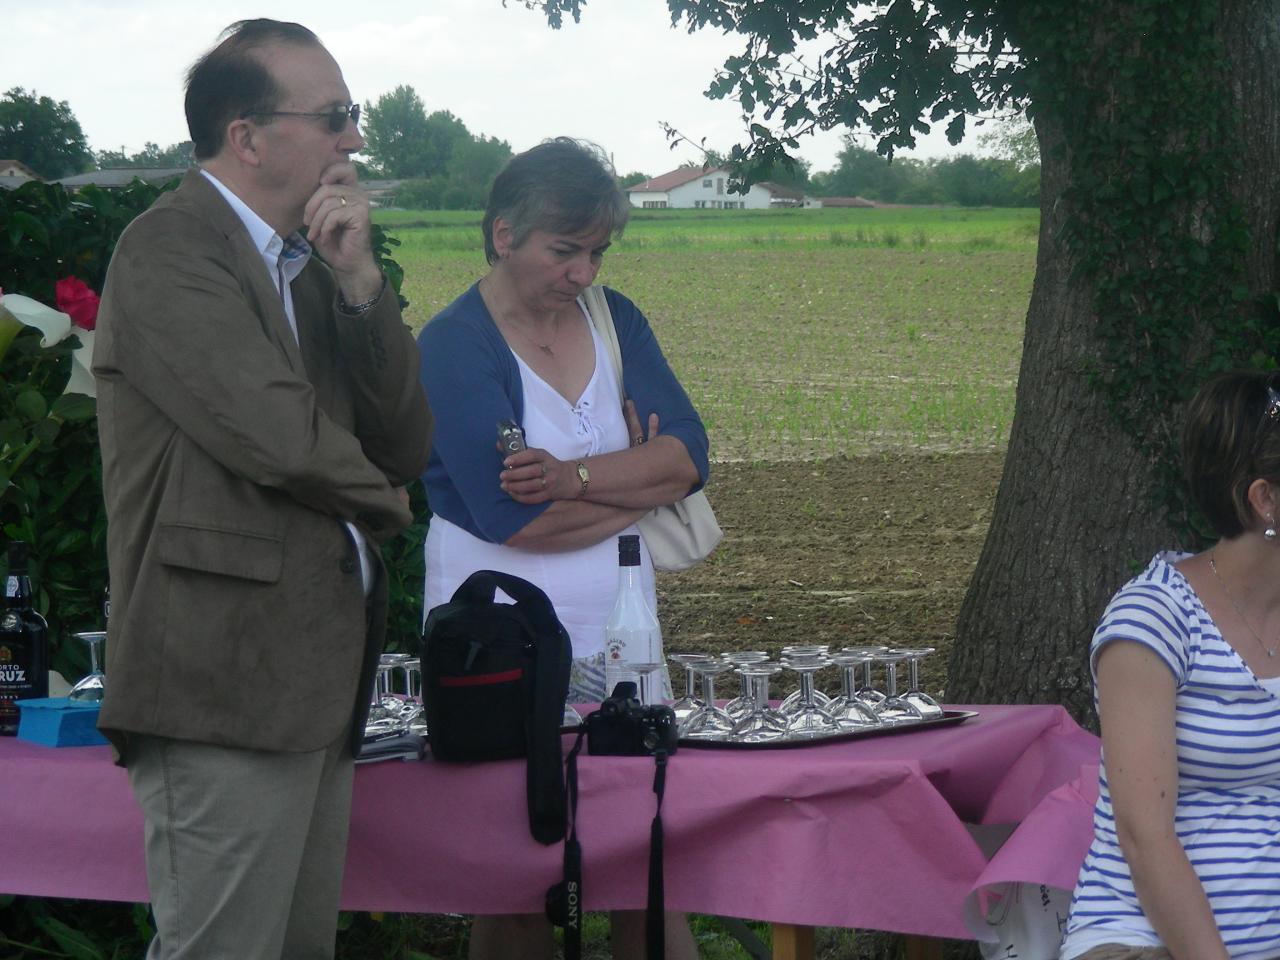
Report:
16,696,109,747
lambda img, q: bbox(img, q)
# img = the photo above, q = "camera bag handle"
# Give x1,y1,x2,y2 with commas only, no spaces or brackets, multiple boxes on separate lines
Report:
453,569,571,844
555,733,668,960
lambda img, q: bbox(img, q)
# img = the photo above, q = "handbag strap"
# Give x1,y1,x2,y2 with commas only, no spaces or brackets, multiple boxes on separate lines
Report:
581,287,625,405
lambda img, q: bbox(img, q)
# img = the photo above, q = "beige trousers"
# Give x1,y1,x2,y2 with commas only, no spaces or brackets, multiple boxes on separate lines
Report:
1070,947,1174,960
126,732,354,960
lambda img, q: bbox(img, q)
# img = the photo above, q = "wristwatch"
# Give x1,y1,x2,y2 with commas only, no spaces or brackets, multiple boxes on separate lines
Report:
575,461,590,498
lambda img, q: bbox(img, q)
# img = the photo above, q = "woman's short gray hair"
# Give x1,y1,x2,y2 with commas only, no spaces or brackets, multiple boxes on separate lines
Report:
482,137,630,264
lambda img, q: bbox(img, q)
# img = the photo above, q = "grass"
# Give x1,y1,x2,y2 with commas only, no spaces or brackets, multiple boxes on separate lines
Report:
381,206,1036,460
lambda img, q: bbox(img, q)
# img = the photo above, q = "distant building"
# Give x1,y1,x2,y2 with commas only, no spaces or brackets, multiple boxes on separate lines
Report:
55,168,187,191
0,159,43,190
805,196,878,209
626,166,796,210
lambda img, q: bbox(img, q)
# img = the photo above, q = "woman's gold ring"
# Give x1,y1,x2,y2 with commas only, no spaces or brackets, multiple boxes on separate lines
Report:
540,463,547,477
541,476,547,489
339,195,348,207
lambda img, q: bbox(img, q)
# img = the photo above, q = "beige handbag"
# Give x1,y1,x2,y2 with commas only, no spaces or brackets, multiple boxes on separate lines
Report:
580,286,723,571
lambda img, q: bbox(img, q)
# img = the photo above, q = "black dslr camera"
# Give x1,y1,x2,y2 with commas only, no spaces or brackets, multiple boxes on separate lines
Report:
585,682,679,756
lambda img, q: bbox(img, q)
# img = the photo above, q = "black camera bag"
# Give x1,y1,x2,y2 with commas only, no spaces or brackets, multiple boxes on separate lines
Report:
422,569,572,844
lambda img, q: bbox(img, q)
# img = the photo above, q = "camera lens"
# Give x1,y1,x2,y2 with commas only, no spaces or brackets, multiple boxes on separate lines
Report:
642,729,659,752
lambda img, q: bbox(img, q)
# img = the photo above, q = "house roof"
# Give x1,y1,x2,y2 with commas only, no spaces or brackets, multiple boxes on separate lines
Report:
757,181,804,200
55,167,187,188
627,165,724,193
0,159,43,181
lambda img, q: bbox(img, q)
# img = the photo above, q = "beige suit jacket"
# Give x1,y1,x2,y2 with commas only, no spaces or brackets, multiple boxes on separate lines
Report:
93,170,432,754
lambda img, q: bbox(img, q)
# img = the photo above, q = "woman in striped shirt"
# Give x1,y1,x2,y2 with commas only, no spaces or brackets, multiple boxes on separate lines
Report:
1061,371,1280,960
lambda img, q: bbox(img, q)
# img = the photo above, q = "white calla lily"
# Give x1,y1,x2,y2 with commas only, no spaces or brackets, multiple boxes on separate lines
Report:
0,293,73,347
64,328,96,398
0,293,96,399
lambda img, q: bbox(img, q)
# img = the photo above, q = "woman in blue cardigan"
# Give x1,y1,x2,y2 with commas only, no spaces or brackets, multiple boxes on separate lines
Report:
416,137,704,960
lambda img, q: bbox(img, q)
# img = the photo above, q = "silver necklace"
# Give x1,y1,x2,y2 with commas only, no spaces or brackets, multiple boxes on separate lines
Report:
485,283,559,356
1209,549,1278,658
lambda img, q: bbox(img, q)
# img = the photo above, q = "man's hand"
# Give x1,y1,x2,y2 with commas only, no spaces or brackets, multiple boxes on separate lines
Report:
304,162,383,303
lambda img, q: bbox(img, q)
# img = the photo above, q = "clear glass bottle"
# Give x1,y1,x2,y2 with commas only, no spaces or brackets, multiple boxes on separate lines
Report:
603,534,661,701
0,542,49,735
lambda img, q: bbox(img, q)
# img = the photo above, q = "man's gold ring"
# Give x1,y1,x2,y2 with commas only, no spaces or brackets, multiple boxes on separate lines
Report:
339,195,348,207
541,477,547,489
540,463,547,477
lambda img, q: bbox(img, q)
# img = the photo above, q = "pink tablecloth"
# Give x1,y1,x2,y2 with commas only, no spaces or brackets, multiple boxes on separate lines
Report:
0,704,1099,940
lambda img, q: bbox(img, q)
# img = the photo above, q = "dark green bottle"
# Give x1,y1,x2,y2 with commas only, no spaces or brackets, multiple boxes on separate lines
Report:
0,542,49,735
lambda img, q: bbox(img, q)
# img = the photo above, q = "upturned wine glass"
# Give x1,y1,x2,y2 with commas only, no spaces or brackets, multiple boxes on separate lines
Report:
872,650,925,724
668,653,712,723
896,647,945,718
631,661,668,706
722,650,769,719
778,644,832,715
68,631,106,702
824,650,882,728
729,662,789,742
841,645,889,707
781,653,840,739
678,660,736,739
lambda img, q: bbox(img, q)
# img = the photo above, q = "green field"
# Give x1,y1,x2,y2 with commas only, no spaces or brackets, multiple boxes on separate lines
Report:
381,207,1038,460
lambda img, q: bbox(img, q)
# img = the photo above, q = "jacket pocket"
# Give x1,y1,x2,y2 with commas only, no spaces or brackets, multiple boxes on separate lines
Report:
156,522,285,583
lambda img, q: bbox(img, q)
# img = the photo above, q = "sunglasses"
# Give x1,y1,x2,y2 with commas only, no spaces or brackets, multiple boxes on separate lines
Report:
1266,372,1280,422
243,103,360,133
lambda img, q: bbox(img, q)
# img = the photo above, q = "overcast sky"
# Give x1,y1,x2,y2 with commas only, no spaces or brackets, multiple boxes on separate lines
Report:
7,0,979,176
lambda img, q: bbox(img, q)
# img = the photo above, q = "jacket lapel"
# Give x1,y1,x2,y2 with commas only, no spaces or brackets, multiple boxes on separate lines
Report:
181,170,306,375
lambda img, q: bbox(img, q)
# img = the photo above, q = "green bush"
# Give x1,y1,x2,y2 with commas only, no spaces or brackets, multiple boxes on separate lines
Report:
0,179,170,675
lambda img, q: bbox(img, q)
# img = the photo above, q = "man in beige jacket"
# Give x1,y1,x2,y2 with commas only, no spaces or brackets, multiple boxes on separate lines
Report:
92,19,431,959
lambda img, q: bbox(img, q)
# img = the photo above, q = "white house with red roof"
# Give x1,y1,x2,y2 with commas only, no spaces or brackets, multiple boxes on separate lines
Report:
626,165,802,210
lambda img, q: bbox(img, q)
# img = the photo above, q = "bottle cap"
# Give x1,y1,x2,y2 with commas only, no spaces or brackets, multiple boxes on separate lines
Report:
617,534,641,567
6,541,29,571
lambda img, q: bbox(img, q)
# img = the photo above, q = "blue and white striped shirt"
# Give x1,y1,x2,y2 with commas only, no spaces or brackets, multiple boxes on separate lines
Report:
1060,553,1280,960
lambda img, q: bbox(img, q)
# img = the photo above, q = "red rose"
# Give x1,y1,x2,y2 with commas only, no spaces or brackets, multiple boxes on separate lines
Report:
54,276,100,331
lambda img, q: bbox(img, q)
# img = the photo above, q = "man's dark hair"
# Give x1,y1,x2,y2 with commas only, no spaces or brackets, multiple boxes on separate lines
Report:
482,137,629,264
185,19,321,161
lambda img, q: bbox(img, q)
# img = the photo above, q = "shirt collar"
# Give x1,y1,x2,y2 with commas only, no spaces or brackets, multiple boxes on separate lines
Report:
199,168,312,272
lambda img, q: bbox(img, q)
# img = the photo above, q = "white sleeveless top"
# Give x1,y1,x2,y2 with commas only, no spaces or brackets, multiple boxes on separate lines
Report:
423,306,656,658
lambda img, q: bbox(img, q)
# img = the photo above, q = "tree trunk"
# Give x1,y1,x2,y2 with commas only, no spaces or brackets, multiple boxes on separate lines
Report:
948,0,1280,724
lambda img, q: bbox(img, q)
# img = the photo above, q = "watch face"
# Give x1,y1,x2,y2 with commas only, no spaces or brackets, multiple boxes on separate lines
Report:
577,462,590,483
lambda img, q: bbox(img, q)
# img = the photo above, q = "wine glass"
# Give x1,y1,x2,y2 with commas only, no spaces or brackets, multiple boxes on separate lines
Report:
778,645,832,715
631,661,667,706
68,631,106,702
781,653,840,739
872,650,925,725
729,662,789,742
824,650,882,728
841,645,888,707
678,661,736,739
722,650,769,719
667,653,712,723
896,647,945,718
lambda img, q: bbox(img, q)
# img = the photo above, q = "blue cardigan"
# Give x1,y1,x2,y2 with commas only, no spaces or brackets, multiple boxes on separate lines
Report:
417,283,710,544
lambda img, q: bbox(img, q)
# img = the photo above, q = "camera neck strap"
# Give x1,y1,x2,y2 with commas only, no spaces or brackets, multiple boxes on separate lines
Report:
646,748,669,960
553,732,669,960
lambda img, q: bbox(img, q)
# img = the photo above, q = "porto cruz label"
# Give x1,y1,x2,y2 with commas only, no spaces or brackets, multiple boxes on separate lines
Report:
4,575,17,599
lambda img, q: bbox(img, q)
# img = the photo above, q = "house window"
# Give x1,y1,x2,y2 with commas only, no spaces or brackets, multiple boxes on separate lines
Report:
702,179,712,188
716,178,724,195
642,201,667,209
